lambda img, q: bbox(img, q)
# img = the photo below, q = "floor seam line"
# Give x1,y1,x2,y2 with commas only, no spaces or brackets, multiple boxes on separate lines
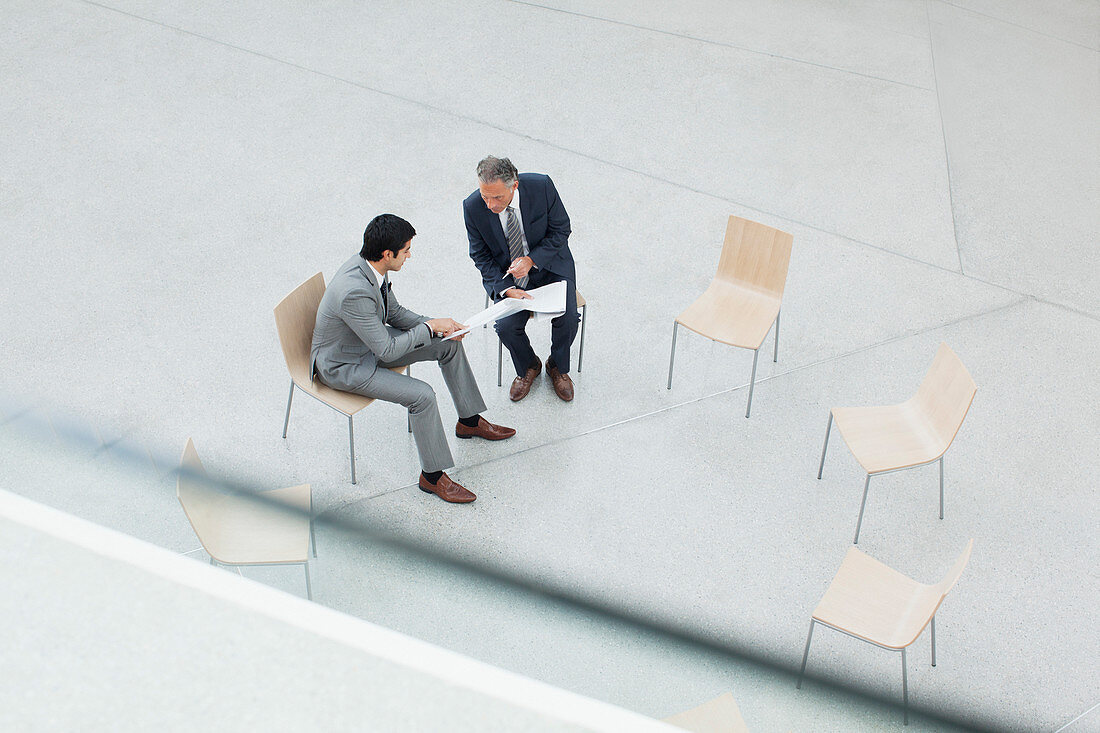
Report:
656,294,1028,406
76,0,969,281
1035,298,1100,323
324,296,1029,511
507,0,935,91
1053,700,1100,732
327,482,419,513
925,1,965,274
77,0,1098,312
933,0,1100,52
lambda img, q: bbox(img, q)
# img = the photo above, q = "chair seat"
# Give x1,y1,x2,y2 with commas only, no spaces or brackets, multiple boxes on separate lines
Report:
676,281,780,350
812,547,941,650
832,401,945,474
205,484,312,565
295,377,375,415
294,365,408,417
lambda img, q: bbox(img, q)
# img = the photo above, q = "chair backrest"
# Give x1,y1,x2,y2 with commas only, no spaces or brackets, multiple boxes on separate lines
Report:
177,438,222,550
934,538,974,598
894,538,973,647
274,272,325,385
715,216,794,297
914,343,977,449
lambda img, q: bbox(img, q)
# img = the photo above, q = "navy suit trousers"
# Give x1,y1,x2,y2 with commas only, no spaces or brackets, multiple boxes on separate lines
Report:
494,269,579,376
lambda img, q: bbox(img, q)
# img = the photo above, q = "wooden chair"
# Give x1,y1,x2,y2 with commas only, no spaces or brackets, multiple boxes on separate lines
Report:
797,540,974,725
274,273,408,485
666,216,793,417
663,692,749,733
177,438,316,600
486,290,588,387
818,342,977,543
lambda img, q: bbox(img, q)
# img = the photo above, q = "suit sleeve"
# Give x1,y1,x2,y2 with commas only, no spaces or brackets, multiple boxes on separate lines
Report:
527,175,571,271
340,288,429,363
465,200,512,297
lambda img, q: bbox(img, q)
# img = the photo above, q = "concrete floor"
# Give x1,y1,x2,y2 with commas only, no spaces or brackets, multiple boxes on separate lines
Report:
2,0,1097,730
0,491,685,733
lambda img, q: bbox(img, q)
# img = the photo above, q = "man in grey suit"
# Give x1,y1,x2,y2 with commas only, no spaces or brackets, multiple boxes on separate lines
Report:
311,214,515,503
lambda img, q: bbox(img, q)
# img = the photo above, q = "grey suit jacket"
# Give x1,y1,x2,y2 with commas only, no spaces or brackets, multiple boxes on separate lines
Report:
310,255,431,391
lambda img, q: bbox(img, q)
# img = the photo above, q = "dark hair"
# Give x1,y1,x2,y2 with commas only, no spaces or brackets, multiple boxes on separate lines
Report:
361,214,416,261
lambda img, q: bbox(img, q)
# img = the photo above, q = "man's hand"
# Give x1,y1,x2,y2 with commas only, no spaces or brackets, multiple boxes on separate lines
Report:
426,317,468,340
503,288,533,300
506,256,534,279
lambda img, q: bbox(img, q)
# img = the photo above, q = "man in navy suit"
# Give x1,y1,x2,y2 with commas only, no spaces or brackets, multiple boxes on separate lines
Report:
463,156,579,402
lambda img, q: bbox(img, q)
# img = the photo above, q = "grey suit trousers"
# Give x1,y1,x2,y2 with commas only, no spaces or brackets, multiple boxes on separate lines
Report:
353,331,486,473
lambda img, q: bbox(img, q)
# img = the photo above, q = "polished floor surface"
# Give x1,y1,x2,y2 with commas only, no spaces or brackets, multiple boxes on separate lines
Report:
2,1,1097,730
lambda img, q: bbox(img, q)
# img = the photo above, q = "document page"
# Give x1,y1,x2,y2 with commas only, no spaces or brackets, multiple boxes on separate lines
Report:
524,281,566,322
444,281,567,339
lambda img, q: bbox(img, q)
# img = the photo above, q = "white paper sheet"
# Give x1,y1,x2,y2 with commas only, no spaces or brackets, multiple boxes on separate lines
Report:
444,281,567,340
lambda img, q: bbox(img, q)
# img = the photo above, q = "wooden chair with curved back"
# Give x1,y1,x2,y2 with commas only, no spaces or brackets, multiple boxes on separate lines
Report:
667,216,793,417
797,539,974,725
818,342,977,543
177,438,315,599
274,272,408,484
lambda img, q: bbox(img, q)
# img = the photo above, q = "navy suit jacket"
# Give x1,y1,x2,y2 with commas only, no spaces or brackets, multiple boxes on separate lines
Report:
463,172,575,299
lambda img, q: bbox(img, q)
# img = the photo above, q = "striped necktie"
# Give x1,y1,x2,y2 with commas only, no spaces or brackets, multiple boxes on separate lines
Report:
504,206,528,289
380,278,391,322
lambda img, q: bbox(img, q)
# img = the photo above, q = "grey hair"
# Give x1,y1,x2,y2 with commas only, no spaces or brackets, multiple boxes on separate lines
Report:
476,156,518,185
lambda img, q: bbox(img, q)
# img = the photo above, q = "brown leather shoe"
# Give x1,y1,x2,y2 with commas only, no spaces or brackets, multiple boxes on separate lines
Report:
509,357,542,402
547,363,574,402
418,473,476,503
455,416,516,440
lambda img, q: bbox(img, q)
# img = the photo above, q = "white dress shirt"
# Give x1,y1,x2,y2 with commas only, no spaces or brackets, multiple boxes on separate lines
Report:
367,260,387,293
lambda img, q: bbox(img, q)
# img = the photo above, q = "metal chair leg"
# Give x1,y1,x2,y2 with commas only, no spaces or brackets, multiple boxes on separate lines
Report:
497,335,503,387
660,321,677,387
577,303,586,372
745,348,760,418
309,493,317,558
796,620,816,689
931,616,936,667
902,647,909,725
348,415,356,485
939,456,945,519
773,309,780,362
406,362,412,434
853,474,871,544
483,292,489,328
304,562,313,601
282,381,295,438
818,412,833,479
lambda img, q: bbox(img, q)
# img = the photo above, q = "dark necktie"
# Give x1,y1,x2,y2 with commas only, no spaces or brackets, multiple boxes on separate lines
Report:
504,206,528,289
380,279,391,322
